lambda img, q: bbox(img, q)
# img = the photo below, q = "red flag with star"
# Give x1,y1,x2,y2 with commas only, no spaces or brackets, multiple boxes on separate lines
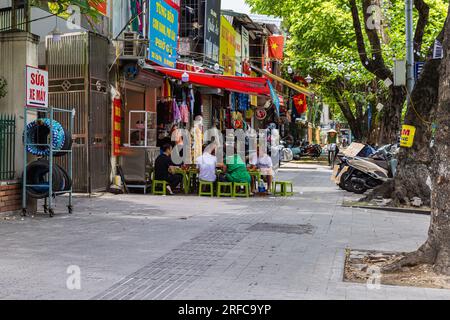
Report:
293,94,308,114
268,36,284,60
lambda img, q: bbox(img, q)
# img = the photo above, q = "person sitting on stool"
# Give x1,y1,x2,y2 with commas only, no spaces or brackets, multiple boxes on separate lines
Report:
154,144,183,195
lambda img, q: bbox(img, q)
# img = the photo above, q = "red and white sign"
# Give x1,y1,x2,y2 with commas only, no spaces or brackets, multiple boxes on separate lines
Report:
26,66,48,108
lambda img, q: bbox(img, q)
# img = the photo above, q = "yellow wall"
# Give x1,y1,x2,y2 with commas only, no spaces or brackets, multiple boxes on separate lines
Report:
219,16,236,76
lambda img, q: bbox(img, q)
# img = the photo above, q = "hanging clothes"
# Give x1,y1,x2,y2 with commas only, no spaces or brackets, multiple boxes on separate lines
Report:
238,94,250,112
180,102,189,124
173,99,181,123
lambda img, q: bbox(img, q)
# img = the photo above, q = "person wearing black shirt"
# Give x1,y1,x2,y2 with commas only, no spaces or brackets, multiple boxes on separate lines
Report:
154,144,183,194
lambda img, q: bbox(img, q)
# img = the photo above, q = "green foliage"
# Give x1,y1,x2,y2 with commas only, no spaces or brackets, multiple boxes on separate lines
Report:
30,0,103,19
0,77,7,99
246,0,447,125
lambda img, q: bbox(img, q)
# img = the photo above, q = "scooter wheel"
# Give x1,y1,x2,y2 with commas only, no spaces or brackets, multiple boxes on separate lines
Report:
350,180,368,194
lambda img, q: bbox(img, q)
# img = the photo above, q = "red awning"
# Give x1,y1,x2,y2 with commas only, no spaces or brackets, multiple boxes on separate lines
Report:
149,65,271,96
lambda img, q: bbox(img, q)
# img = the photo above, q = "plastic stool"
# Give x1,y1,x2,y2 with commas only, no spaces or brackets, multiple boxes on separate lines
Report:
199,180,214,197
152,180,167,195
232,182,250,198
217,182,233,197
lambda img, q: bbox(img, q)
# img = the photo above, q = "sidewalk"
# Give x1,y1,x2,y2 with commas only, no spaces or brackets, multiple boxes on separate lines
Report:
0,163,448,300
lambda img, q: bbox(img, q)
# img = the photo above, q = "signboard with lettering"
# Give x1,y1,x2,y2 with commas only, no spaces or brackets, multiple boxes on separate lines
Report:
400,124,416,148
204,0,221,64
148,0,179,68
235,31,242,75
26,66,48,108
219,16,236,76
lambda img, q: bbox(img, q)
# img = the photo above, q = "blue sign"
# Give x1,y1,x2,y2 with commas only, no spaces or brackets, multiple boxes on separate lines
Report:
415,62,425,80
149,0,179,68
267,80,280,116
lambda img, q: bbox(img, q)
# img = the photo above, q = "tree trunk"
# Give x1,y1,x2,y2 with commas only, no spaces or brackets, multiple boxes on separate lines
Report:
383,10,450,275
364,34,444,206
390,57,441,206
378,86,405,145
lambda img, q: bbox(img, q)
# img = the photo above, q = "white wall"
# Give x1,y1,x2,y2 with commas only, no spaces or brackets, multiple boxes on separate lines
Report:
0,31,39,178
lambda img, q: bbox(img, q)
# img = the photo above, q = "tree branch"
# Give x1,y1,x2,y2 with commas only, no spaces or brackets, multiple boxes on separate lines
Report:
349,0,391,80
414,0,430,61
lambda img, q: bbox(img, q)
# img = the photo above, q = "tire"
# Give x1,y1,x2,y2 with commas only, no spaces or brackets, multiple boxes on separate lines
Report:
350,180,368,194
24,119,66,156
53,127,73,157
338,171,355,192
25,160,71,199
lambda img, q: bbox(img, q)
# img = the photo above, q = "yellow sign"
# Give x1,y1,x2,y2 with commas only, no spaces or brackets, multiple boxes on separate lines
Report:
219,16,236,75
400,125,416,148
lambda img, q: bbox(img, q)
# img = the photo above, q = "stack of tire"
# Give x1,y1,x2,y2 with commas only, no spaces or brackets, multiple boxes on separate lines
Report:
24,118,72,199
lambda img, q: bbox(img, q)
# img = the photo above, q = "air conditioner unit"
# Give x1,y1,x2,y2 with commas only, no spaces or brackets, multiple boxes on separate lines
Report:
121,31,146,59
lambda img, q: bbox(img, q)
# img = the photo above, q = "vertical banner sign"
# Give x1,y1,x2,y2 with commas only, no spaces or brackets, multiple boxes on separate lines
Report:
241,26,250,75
113,98,122,156
204,0,221,64
26,66,48,108
219,16,236,75
149,0,179,68
235,31,242,75
400,124,416,148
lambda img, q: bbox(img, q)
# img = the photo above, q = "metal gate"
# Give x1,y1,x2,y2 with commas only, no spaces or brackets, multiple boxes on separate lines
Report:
46,32,110,193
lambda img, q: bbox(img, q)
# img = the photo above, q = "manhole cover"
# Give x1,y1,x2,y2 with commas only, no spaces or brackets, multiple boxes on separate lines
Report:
247,223,316,235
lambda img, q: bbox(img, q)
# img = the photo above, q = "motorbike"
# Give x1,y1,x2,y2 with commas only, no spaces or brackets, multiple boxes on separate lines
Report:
334,144,398,194
280,139,322,160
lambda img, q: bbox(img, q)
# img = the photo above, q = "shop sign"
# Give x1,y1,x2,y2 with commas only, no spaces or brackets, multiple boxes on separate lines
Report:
219,16,236,75
148,0,179,68
400,125,416,148
26,66,48,108
235,31,242,75
256,108,267,120
204,0,221,64
241,26,250,72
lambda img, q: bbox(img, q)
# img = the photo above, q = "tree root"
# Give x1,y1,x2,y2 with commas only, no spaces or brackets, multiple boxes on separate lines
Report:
382,240,437,273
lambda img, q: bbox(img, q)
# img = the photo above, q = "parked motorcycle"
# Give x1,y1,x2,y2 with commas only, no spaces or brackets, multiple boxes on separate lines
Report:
334,144,398,194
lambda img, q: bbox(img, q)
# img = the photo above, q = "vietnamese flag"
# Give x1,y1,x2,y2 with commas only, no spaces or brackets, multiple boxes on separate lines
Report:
268,35,284,60
293,94,308,114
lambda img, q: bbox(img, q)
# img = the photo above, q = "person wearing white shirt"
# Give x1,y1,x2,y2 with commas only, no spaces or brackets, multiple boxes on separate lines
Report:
196,145,218,182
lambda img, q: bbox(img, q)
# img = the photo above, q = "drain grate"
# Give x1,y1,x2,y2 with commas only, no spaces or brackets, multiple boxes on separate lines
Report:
247,223,316,235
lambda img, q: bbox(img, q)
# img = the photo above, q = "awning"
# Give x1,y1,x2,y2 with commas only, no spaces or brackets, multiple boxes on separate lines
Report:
145,65,272,96
251,65,314,97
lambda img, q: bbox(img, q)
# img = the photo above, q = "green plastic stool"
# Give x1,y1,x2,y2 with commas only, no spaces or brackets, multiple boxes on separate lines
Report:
152,180,167,195
232,182,250,198
199,180,214,197
273,181,294,196
217,182,233,197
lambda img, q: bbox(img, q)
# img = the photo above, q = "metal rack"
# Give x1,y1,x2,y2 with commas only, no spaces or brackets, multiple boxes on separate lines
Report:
22,106,74,217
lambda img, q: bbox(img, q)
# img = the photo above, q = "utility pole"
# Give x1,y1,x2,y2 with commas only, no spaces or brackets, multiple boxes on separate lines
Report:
405,0,415,104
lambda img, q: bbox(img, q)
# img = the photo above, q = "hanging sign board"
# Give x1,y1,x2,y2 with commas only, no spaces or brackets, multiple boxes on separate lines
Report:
400,125,416,148
26,66,48,108
256,108,267,120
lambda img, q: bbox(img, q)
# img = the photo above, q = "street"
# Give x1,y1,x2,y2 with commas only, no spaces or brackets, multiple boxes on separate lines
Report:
0,163,448,300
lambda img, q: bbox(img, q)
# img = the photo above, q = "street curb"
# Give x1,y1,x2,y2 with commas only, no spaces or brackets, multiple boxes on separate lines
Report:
342,201,431,215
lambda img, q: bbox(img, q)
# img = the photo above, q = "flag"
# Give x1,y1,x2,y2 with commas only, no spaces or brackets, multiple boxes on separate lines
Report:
293,94,308,114
268,36,284,60
267,80,280,116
